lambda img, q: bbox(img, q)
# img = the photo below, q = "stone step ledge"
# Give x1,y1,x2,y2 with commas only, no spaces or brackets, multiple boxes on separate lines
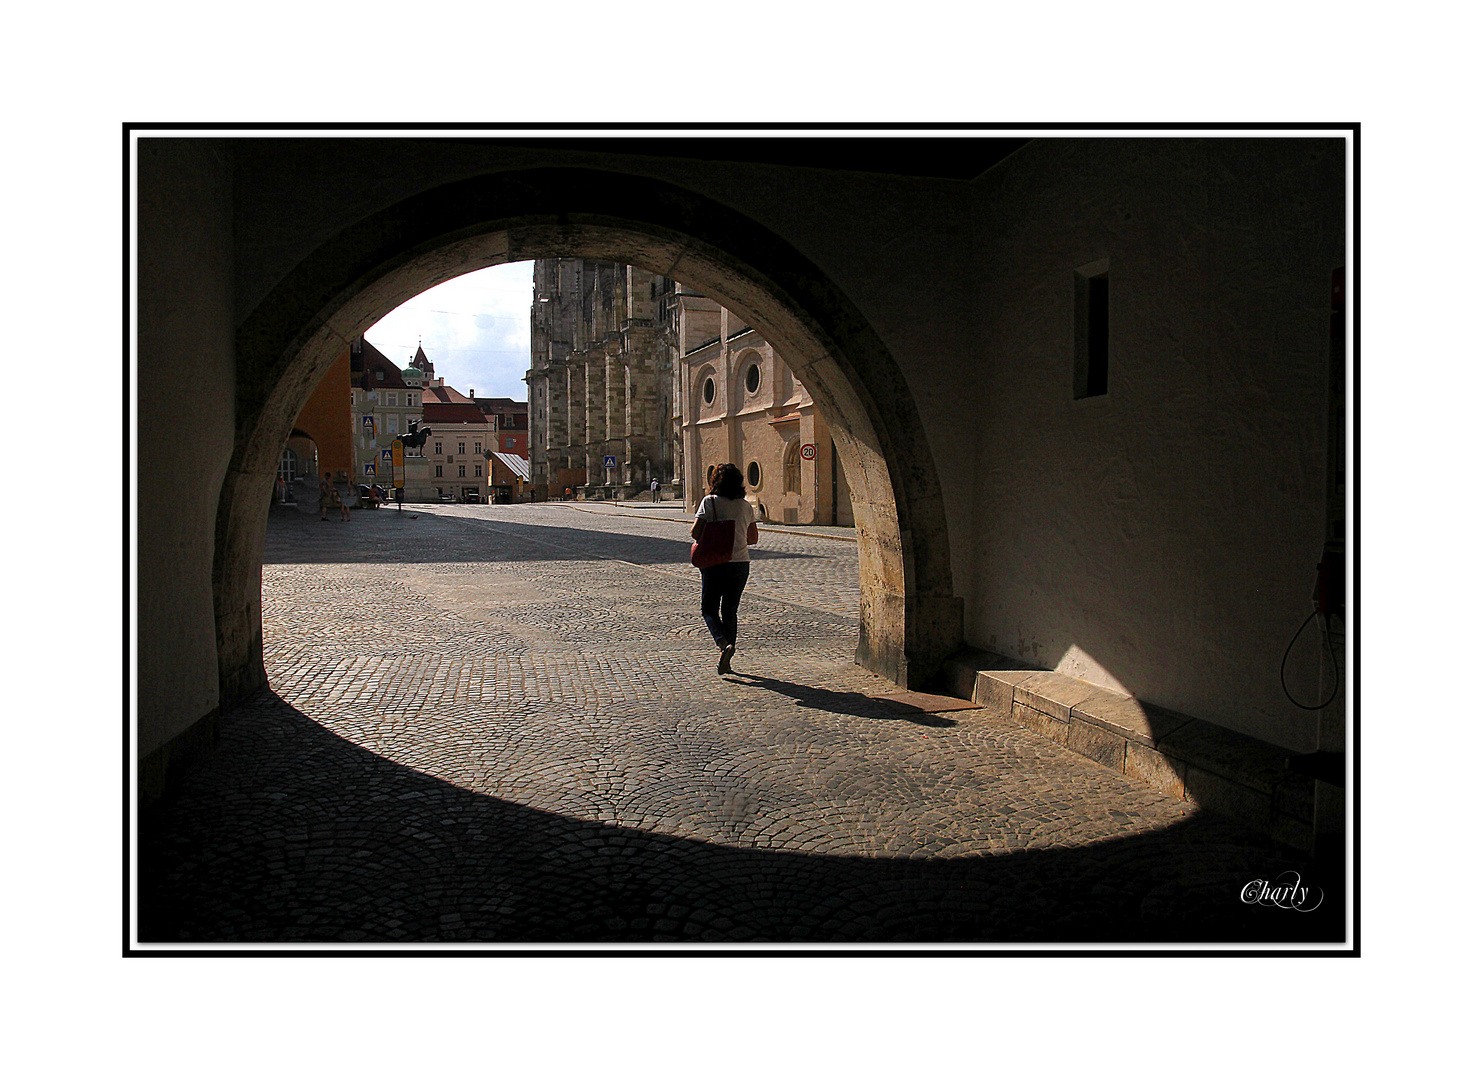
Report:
943,650,1327,854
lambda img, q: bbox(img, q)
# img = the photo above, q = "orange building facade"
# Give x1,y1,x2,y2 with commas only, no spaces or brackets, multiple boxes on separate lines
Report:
283,346,354,486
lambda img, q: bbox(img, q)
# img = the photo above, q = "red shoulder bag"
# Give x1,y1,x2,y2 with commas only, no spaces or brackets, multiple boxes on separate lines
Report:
690,499,735,569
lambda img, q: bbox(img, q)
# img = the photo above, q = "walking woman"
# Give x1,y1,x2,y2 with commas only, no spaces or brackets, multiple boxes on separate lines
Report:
692,463,758,674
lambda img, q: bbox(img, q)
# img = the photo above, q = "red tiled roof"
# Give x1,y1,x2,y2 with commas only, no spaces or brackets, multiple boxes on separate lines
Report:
360,339,412,389
361,339,395,367
421,402,488,425
422,385,472,405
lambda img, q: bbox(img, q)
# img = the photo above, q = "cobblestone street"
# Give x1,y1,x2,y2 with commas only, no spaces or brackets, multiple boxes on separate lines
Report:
138,501,1340,946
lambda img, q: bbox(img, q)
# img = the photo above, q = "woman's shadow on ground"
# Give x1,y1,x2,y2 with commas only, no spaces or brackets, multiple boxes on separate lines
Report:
723,671,959,727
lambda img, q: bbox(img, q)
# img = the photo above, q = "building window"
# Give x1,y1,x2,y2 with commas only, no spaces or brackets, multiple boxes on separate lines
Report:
745,363,760,394
506,438,515,449
474,464,482,477
1074,259,1110,399
279,447,301,486
435,442,442,455
376,371,384,381
435,465,443,477
703,377,715,405
747,461,762,488
458,465,466,477
474,441,481,454
783,442,801,494
458,442,466,455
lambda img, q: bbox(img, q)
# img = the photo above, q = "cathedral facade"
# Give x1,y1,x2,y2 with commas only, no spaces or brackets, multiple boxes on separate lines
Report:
526,259,676,500
525,258,851,524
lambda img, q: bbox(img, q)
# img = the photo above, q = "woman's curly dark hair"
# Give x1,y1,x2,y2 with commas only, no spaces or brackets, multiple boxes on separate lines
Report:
707,462,746,499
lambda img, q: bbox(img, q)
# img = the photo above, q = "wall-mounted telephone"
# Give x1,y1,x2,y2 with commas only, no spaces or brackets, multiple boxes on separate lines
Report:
1313,543,1344,617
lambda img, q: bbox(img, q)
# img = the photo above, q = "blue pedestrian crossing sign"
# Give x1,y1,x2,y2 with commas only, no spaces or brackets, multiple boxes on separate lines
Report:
603,455,617,468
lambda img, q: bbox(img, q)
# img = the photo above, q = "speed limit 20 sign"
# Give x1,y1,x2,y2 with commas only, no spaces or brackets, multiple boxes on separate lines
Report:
800,443,817,461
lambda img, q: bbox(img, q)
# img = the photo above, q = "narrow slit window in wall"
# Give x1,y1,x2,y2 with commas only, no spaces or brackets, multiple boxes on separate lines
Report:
1074,259,1111,399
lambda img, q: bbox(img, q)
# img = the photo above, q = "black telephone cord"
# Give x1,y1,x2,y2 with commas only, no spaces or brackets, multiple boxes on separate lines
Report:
1280,609,1340,711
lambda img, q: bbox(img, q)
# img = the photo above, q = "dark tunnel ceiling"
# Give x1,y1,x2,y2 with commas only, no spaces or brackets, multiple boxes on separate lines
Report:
446,137,1034,182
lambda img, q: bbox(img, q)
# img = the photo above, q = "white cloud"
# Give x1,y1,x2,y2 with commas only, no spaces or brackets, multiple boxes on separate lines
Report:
366,262,534,401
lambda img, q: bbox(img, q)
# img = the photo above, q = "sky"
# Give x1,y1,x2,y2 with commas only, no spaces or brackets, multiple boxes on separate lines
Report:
365,262,535,401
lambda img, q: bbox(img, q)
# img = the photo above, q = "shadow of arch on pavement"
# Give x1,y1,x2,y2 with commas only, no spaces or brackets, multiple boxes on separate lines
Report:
138,690,1343,947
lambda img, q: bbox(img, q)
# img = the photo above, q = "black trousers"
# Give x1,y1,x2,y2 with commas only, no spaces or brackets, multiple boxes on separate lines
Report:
700,562,750,648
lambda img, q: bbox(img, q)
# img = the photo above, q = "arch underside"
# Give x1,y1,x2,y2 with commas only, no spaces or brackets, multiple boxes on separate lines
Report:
219,170,961,703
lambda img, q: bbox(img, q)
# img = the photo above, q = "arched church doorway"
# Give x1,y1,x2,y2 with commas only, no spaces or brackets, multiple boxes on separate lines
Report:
217,167,961,705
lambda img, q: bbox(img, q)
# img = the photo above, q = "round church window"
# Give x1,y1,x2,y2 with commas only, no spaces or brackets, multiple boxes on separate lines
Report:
745,363,761,394
747,461,761,487
703,377,715,405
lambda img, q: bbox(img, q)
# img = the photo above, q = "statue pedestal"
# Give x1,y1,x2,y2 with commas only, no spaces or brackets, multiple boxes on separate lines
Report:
399,455,435,502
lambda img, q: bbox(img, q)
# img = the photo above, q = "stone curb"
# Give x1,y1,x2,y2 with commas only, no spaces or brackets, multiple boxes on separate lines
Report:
943,650,1336,855
562,502,860,544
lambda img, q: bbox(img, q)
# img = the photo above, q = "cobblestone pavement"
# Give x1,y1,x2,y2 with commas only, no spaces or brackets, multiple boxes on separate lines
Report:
138,502,1342,946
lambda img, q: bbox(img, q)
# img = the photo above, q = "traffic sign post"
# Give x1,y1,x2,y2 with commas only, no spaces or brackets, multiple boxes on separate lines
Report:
800,443,817,461
603,455,617,469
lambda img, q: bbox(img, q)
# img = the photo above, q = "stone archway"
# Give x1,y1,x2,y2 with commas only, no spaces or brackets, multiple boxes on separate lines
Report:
219,167,961,703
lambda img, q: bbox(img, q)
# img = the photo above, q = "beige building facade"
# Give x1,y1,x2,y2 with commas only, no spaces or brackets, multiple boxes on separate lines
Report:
680,304,853,526
419,399,497,502
350,338,423,490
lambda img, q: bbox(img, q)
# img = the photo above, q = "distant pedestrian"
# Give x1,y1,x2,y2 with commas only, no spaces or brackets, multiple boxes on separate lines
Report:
276,475,286,504
319,472,334,521
337,473,353,522
650,477,661,502
691,463,758,675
